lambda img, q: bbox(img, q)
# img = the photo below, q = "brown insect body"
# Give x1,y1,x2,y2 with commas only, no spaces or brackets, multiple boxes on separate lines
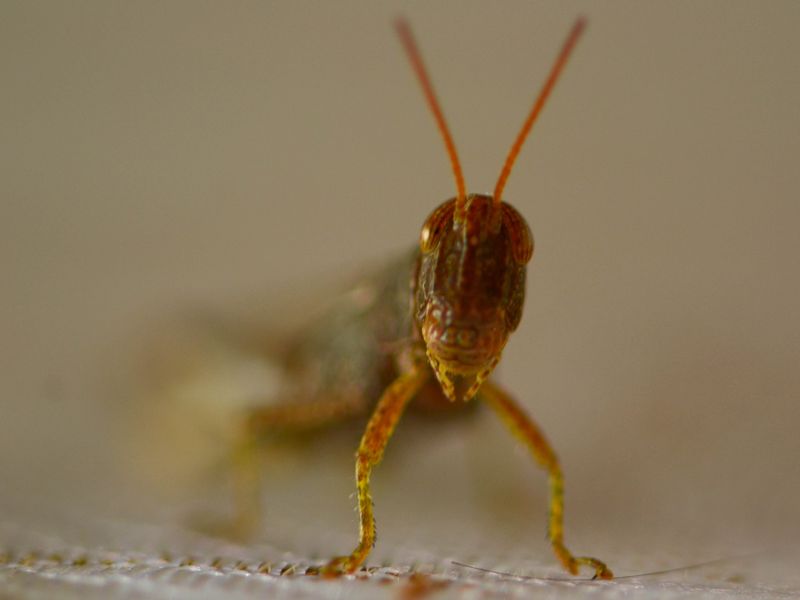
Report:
239,17,613,580
280,251,418,416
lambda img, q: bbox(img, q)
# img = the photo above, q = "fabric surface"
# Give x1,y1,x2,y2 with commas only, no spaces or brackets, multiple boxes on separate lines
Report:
2,508,799,600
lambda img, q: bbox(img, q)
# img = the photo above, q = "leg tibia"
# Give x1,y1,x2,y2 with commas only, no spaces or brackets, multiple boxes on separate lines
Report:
321,364,429,574
480,380,613,580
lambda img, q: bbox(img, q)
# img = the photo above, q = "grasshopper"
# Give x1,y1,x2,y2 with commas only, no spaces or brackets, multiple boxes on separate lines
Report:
239,17,612,580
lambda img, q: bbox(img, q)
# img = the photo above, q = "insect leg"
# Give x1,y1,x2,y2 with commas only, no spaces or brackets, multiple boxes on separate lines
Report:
320,363,429,574
216,396,369,541
480,380,613,580
245,395,367,435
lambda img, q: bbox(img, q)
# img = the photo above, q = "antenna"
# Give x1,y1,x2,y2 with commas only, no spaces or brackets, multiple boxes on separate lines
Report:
395,18,468,217
493,18,587,206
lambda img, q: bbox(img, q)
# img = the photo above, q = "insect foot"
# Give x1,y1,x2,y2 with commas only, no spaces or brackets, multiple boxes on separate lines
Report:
585,560,614,581
311,554,362,578
560,550,614,580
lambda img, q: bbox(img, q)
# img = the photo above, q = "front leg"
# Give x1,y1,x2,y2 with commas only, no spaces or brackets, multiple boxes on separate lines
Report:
480,380,613,580
320,363,429,574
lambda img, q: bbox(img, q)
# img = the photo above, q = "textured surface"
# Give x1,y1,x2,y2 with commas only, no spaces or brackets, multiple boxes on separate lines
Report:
2,509,800,600
2,1,800,599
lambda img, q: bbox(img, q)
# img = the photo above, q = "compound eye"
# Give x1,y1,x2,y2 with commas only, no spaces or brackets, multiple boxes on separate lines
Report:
420,198,456,253
501,203,534,264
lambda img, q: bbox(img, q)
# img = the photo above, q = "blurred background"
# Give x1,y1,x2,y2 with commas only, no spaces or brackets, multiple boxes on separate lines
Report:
1,1,799,596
